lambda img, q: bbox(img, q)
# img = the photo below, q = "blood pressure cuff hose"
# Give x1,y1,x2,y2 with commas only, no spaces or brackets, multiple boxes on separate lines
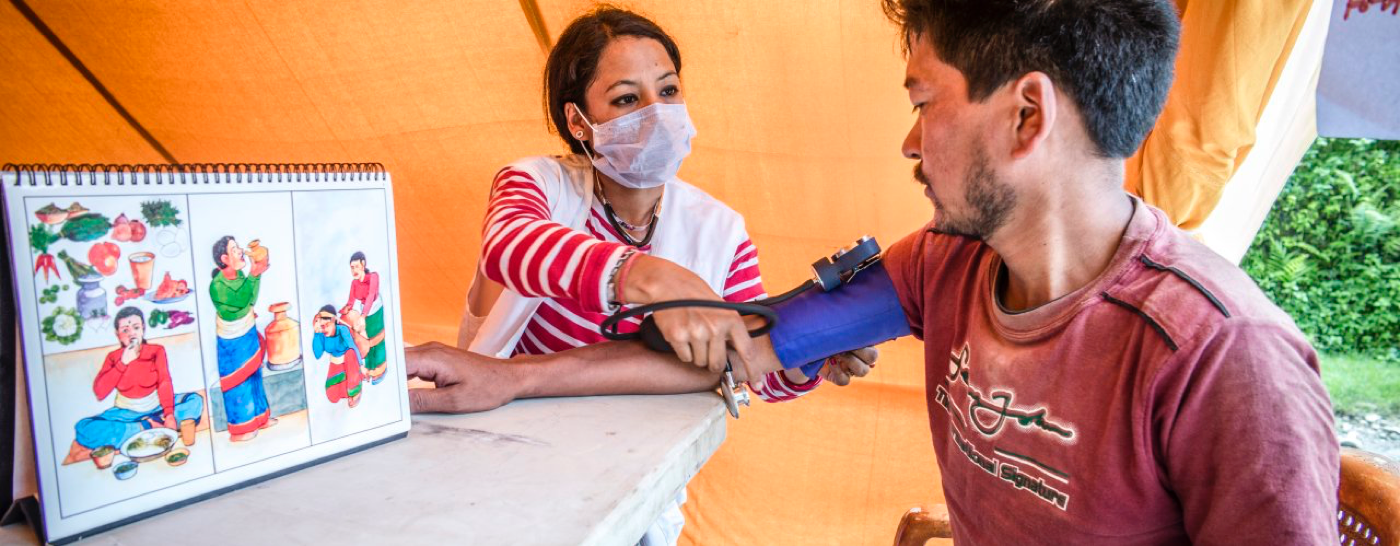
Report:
766,261,912,377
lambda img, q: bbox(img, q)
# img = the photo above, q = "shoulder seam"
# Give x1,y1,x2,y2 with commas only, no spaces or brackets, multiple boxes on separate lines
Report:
1138,254,1231,318
1102,291,1179,351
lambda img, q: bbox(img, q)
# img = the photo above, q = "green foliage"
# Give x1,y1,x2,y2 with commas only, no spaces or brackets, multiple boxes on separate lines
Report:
60,213,112,242
140,199,182,227
1320,352,1400,416
1242,138,1400,360
28,224,60,253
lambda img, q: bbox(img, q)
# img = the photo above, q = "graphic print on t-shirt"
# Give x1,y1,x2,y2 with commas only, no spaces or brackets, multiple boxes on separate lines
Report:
932,342,1078,511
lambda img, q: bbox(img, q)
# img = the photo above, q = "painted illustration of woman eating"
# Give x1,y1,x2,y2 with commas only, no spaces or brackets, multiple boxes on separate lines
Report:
311,305,363,407
340,252,387,385
63,307,204,467
209,236,276,441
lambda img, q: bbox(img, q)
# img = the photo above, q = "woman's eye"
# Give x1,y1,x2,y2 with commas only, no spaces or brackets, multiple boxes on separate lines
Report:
660,85,680,97
612,94,638,107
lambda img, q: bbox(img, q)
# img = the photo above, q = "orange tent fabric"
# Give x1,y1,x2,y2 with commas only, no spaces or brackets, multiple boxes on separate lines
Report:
0,1,1314,543
1126,0,1315,230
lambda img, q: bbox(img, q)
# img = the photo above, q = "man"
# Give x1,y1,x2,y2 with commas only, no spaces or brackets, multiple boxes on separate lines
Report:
866,0,1335,542
408,0,1336,541
63,307,204,466
209,235,276,442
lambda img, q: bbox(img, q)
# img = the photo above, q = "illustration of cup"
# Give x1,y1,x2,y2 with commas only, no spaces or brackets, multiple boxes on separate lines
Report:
129,252,156,291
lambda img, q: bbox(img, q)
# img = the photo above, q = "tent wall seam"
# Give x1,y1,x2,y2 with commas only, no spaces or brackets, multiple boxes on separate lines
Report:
519,0,552,53
9,0,178,164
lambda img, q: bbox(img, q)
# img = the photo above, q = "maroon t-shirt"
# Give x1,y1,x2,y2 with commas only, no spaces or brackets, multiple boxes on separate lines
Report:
883,197,1338,544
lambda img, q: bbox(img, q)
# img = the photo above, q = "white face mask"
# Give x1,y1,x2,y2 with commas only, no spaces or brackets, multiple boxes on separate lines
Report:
574,102,697,189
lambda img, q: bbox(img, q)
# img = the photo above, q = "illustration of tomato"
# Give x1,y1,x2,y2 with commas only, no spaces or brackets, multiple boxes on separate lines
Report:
88,242,121,276
129,220,148,242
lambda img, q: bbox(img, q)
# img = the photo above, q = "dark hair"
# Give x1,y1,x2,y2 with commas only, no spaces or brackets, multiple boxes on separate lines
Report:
544,6,682,154
114,306,145,330
350,251,366,266
211,235,235,277
882,0,1180,158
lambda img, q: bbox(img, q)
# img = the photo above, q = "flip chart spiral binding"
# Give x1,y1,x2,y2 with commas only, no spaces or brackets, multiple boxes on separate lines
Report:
3,163,388,186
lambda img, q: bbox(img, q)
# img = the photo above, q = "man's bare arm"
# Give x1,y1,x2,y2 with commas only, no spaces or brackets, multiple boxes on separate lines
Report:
404,336,787,414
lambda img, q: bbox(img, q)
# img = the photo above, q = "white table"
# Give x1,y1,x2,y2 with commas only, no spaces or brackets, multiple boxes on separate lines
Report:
2,393,727,546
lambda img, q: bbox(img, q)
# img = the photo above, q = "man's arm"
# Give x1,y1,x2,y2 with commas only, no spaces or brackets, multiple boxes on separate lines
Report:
405,334,790,414
1158,321,1338,543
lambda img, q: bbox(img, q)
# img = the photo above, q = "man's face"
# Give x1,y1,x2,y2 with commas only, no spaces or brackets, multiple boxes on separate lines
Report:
350,260,365,280
116,315,145,348
222,240,245,271
902,34,1018,239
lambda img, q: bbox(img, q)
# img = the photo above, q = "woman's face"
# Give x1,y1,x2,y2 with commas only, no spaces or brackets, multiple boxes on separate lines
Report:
568,36,682,140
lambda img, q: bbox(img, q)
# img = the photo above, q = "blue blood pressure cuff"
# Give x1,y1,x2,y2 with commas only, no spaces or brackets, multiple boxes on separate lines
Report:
766,261,912,377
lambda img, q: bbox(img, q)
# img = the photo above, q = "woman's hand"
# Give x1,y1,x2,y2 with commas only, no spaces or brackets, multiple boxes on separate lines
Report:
621,254,757,377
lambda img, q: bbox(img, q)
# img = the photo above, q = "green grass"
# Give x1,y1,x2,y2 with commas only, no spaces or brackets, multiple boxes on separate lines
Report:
1320,352,1400,417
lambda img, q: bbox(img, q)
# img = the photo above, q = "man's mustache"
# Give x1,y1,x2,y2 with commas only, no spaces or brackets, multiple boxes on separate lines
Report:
914,162,930,187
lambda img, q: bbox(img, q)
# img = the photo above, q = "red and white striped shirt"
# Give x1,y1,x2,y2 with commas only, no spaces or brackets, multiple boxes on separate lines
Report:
480,167,820,402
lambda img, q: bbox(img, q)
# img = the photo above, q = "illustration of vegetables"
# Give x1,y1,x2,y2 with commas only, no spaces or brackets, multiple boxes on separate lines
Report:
112,213,132,242
34,203,69,225
115,285,144,306
60,213,112,242
149,309,170,327
167,310,195,328
88,241,121,276
56,250,98,280
130,219,148,242
140,200,182,227
29,224,62,282
40,284,68,304
111,214,150,243
42,307,83,345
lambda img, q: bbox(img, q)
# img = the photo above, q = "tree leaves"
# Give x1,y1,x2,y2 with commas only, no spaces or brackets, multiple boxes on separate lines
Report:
1242,138,1400,360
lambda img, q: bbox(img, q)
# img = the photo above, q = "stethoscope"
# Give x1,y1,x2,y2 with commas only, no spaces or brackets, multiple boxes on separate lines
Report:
600,234,884,418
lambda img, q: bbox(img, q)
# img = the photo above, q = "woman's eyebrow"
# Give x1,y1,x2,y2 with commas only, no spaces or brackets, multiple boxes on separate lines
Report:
606,79,638,92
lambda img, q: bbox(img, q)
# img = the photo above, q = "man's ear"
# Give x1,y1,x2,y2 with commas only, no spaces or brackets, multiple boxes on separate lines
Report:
1009,72,1056,160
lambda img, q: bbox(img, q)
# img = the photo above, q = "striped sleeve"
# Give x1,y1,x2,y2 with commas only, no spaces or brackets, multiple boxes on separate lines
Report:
721,239,823,402
480,167,629,313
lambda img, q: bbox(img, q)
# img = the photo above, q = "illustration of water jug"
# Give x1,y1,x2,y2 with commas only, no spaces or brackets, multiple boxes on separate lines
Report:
264,302,303,371
76,274,107,319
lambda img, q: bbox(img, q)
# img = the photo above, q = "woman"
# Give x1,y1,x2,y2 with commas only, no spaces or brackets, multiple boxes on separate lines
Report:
208,236,276,442
452,7,874,544
461,7,865,401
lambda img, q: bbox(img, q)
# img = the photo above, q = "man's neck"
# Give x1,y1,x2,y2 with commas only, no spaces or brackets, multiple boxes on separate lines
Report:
986,173,1135,312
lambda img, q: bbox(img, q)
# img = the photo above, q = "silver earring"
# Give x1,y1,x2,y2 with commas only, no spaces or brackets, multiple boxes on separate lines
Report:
575,131,584,139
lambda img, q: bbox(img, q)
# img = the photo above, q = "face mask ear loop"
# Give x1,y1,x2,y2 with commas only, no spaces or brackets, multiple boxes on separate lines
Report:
569,102,600,162
569,103,609,211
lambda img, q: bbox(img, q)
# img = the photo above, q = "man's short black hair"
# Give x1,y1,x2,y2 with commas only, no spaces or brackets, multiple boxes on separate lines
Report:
882,0,1180,158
